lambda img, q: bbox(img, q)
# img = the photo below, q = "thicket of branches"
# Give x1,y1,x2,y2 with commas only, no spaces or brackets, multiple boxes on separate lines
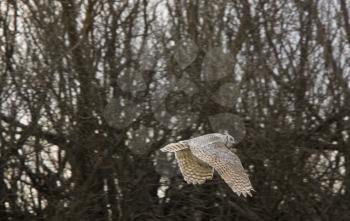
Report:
1,0,350,220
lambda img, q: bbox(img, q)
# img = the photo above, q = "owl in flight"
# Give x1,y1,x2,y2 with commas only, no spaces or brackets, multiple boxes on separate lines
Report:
161,133,254,197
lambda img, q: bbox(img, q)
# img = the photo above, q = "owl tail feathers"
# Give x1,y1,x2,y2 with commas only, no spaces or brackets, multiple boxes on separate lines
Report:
160,142,188,152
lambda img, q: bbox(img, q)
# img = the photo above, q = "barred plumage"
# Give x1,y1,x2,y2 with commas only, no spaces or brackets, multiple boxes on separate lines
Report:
175,149,213,184
161,133,254,197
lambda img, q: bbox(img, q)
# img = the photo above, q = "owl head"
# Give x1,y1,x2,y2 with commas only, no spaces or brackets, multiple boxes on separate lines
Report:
223,133,237,147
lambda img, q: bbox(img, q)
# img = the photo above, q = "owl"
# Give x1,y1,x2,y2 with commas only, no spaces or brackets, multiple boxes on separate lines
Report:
161,133,254,197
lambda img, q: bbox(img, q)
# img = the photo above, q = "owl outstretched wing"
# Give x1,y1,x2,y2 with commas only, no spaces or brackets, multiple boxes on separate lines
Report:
190,142,254,197
175,149,214,184
161,142,214,184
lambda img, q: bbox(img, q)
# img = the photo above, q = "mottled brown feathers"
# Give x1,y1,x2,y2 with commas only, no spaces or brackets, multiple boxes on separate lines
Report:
161,133,254,197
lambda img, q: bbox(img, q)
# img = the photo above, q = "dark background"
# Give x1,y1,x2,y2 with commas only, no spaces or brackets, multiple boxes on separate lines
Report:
1,0,350,220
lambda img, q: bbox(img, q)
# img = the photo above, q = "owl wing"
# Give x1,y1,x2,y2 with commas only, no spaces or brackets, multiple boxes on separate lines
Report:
175,149,214,184
161,142,214,184
190,142,254,197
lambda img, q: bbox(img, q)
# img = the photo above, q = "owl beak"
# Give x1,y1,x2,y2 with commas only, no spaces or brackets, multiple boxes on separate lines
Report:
227,136,238,147
233,137,238,144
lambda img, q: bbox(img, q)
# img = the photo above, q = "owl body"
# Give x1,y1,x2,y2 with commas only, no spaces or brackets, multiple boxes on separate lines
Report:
161,133,254,197
183,133,226,147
